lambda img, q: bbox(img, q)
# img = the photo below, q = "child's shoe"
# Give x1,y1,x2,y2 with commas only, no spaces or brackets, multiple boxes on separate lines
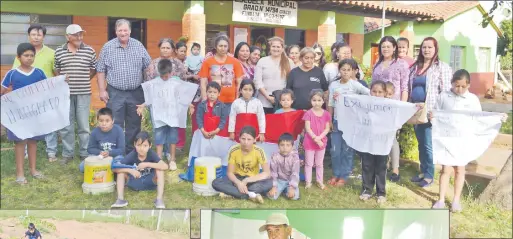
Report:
249,194,264,204
327,177,338,186
432,200,445,209
154,199,166,209
305,182,312,189
48,155,58,163
410,175,424,183
316,182,326,190
219,192,233,199
111,199,128,208
377,196,387,204
451,202,462,213
169,161,177,171
417,179,433,188
359,193,372,201
389,173,400,182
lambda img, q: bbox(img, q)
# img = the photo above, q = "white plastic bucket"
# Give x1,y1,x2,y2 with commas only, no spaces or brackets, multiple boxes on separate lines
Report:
193,156,222,196
82,156,115,195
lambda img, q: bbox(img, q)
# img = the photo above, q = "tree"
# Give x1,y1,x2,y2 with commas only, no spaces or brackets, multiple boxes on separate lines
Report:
481,0,512,29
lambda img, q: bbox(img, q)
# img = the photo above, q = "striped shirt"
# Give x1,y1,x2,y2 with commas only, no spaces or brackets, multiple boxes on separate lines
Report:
54,43,97,95
96,37,151,91
409,61,452,111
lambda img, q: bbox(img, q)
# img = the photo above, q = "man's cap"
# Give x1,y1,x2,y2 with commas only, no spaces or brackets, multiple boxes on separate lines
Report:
66,24,85,34
258,213,290,232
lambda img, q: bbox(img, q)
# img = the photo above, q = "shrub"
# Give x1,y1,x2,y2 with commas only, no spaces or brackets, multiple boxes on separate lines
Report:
398,124,419,161
89,108,97,130
501,52,512,70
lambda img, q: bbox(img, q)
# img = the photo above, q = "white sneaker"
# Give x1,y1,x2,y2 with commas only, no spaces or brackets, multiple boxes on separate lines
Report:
169,161,177,171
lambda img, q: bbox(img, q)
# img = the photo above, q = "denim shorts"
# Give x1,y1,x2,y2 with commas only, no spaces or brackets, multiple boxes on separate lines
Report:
126,170,157,191
154,126,178,145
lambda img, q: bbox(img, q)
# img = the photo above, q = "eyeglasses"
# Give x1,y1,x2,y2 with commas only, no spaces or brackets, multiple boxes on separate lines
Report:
315,52,322,55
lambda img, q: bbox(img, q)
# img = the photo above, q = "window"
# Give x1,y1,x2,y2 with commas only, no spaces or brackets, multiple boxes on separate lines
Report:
1,12,71,65
108,17,146,47
285,29,305,48
413,45,421,59
478,47,491,72
205,24,230,53
450,46,465,72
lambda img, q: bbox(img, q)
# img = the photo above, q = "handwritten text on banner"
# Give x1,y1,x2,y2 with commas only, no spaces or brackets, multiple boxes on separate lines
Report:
232,0,298,26
1,75,70,140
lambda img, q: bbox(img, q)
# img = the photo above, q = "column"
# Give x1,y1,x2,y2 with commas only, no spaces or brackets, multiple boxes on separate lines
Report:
348,33,364,61
317,11,336,48
182,0,206,56
399,21,415,57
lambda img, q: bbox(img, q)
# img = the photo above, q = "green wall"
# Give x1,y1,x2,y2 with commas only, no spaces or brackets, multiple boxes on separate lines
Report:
0,1,184,21
336,13,364,34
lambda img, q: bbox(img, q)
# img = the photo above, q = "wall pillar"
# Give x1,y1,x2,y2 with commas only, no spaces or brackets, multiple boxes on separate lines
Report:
305,29,318,47
317,11,336,48
349,33,364,61
399,21,415,58
182,0,206,56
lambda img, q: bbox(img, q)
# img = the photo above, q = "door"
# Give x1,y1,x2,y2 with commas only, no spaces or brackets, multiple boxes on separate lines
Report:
250,27,275,57
371,43,379,67
108,17,147,47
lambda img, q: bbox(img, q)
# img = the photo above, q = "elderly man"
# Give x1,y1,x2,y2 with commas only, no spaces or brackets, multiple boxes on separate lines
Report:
96,19,151,154
12,24,56,162
53,24,98,164
259,213,293,239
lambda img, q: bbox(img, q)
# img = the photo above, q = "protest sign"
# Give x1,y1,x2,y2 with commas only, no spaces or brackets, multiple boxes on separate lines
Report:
141,77,198,128
1,75,70,140
335,95,417,155
232,0,298,26
432,110,503,166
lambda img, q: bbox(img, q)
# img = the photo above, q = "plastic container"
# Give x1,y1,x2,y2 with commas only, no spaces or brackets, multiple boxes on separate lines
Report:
82,156,115,195
193,156,222,196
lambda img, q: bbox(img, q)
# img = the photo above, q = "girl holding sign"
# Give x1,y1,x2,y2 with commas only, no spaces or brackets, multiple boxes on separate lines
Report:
1,43,47,184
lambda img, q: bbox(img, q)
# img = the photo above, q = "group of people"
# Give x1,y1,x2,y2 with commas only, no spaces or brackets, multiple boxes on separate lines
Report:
2,19,507,212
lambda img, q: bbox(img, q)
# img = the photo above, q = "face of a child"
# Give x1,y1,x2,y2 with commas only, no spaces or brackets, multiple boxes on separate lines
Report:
207,87,220,102
18,50,35,67
134,139,151,157
311,94,324,109
191,46,201,56
371,85,386,98
278,140,293,155
241,84,254,100
397,40,408,58
97,114,114,132
280,94,293,109
452,78,469,96
161,73,170,81
385,87,394,99
239,133,256,151
339,64,354,81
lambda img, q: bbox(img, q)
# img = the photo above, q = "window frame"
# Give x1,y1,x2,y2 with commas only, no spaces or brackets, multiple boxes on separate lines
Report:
478,47,491,72
450,45,465,73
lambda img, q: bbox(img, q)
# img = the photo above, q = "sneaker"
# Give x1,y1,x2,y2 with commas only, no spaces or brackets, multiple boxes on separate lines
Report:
219,192,233,199
359,193,372,201
305,182,312,189
250,194,264,204
377,196,387,204
60,156,73,165
410,175,424,183
389,173,400,182
169,161,177,171
432,200,445,209
417,179,433,188
154,199,166,209
111,199,128,208
316,182,326,190
451,202,462,213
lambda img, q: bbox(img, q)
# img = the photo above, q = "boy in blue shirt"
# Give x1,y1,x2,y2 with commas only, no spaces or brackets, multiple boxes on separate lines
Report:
25,223,42,239
79,107,125,172
196,81,228,139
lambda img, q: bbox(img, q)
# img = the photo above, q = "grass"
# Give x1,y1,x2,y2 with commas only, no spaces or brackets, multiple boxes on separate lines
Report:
1,126,512,238
500,112,512,134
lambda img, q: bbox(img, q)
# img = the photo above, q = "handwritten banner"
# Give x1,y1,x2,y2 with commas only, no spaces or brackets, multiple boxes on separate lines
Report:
141,77,198,129
432,110,503,166
232,0,298,26
1,75,70,140
335,95,418,155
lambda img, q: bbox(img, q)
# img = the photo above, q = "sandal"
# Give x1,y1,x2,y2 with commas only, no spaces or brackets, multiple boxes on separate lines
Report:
327,177,338,186
15,177,27,185
316,182,326,190
334,179,346,187
48,156,58,163
31,172,44,179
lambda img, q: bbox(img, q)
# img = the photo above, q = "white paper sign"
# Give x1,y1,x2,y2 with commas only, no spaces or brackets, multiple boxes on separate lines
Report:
432,110,503,166
141,77,198,128
232,0,298,26
335,95,418,155
1,75,70,140
234,27,248,48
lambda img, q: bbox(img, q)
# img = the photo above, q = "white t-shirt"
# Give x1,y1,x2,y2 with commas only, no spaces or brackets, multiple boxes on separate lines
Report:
328,79,370,120
433,90,482,111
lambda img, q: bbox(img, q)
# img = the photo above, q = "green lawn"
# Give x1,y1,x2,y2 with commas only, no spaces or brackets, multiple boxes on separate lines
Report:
1,128,511,239
500,112,512,134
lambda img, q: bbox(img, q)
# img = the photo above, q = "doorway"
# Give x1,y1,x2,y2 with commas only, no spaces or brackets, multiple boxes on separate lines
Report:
108,17,147,47
371,43,379,67
250,27,275,57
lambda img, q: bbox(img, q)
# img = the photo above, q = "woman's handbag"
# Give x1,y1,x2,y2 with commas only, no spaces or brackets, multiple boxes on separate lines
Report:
407,103,428,124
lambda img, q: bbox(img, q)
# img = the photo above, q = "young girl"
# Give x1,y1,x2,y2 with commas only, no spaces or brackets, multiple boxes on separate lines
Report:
228,79,266,142
327,58,370,187
430,69,508,212
303,90,331,189
359,80,389,203
1,43,48,184
397,37,415,67
274,89,296,114
385,82,401,182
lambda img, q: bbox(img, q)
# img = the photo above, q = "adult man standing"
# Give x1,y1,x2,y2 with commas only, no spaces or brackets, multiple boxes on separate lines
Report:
258,213,293,239
53,24,98,164
12,24,56,162
96,19,151,153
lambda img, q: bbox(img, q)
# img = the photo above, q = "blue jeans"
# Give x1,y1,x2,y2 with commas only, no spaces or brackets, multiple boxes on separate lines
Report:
79,155,124,173
330,120,355,180
269,179,300,200
414,122,434,180
154,126,178,145
126,170,158,191
46,95,91,157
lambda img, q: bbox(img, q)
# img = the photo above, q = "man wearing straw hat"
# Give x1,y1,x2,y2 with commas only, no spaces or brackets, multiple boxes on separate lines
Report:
259,213,293,239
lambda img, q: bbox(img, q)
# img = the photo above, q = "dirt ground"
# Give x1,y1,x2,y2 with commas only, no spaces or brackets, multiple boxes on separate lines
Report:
0,218,187,239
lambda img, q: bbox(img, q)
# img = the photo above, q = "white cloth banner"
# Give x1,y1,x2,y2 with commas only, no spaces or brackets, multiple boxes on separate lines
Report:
232,0,298,26
1,75,70,139
336,95,418,155
188,130,300,166
431,110,503,166
141,77,198,128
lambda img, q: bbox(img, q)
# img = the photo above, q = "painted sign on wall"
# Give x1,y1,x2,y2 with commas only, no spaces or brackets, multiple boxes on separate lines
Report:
232,0,298,26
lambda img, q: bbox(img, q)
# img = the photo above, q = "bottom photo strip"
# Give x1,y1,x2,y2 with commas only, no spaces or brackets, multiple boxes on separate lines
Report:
200,209,450,239
0,210,190,239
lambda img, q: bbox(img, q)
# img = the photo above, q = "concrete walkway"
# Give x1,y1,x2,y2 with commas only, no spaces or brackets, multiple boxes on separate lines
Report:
466,134,512,179
481,102,512,113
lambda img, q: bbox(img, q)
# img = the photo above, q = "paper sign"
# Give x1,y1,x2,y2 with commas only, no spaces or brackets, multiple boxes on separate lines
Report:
1,75,70,140
335,95,418,155
232,0,298,26
234,27,248,48
432,110,503,166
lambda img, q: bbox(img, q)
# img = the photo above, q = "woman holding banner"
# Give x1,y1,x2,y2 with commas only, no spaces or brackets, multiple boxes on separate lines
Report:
371,36,410,182
408,37,452,188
